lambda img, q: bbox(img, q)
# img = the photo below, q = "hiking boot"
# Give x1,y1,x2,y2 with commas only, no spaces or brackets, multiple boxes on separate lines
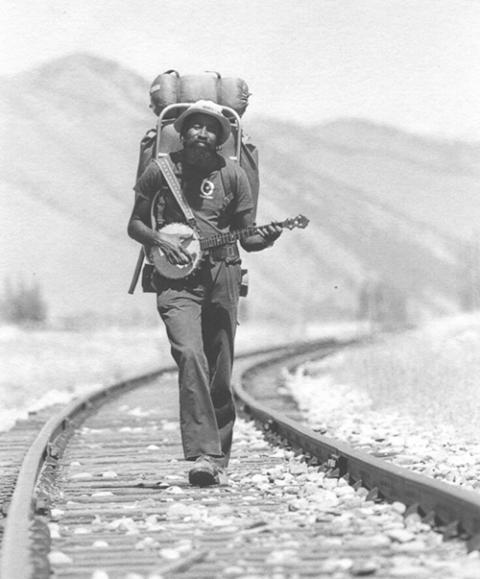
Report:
188,455,221,487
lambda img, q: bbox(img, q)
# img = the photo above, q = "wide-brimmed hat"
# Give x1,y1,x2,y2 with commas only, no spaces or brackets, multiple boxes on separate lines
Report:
173,100,231,145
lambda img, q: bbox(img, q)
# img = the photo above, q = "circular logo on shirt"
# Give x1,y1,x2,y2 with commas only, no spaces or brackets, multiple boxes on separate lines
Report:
200,178,215,199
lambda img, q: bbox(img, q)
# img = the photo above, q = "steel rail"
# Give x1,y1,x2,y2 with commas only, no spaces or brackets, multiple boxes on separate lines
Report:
235,359,480,548
0,366,176,579
0,341,303,579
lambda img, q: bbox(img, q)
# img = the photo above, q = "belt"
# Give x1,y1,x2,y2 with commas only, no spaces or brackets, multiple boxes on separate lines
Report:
208,243,240,262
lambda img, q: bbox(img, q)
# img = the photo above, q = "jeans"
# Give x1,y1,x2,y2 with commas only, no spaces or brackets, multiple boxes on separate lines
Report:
156,260,241,466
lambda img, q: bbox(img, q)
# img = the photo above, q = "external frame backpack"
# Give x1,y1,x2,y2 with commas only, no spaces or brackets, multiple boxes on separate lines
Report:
128,70,260,295
136,70,260,218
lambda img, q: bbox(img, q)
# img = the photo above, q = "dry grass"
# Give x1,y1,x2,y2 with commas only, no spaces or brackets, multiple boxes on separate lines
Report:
319,315,480,440
0,326,169,428
0,320,361,432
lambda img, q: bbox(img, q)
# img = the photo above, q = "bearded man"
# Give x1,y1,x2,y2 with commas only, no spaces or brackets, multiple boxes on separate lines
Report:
127,100,281,486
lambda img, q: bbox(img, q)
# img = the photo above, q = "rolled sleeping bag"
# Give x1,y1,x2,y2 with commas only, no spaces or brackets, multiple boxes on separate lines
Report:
218,77,250,117
150,71,251,116
149,70,179,112
179,73,219,104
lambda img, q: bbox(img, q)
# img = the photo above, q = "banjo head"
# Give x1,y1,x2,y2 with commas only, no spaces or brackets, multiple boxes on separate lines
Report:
148,223,202,280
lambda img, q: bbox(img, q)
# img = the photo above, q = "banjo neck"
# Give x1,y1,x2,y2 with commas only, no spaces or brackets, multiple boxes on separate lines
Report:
199,225,262,250
198,215,309,250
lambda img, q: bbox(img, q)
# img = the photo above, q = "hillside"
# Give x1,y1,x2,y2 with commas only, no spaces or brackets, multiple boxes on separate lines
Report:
1,53,479,326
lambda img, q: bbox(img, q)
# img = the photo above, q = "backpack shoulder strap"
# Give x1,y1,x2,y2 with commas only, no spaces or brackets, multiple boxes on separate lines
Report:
136,128,158,180
219,158,239,204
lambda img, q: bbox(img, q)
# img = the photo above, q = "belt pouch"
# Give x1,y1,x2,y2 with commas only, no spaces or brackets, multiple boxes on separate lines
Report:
240,268,249,297
141,264,157,293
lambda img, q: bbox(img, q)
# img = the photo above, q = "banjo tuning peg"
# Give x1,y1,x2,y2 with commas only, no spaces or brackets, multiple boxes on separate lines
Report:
294,214,309,229
285,214,309,230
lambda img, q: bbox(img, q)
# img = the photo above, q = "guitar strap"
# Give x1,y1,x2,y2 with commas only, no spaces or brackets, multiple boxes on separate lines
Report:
154,155,198,231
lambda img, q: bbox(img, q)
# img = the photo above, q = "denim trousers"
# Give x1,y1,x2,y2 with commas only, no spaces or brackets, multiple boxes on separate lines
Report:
156,260,241,466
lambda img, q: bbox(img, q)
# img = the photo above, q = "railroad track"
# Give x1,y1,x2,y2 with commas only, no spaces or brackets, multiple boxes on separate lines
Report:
1,338,480,578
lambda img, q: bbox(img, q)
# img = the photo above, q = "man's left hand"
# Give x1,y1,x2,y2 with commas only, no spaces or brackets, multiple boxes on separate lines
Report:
257,223,283,246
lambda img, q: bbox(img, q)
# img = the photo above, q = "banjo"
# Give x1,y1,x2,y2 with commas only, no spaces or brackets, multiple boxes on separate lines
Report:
147,214,309,280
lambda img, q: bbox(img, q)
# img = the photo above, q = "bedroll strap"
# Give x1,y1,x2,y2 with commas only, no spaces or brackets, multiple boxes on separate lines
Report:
155,155,197,230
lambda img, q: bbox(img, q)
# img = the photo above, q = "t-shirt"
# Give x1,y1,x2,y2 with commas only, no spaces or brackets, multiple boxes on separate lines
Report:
134,152,254,238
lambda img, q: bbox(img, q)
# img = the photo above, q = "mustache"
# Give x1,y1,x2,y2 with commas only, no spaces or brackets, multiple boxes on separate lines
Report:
185,137,216,150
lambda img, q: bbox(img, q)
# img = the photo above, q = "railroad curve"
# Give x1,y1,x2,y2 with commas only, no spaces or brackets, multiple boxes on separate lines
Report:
1,338,479,579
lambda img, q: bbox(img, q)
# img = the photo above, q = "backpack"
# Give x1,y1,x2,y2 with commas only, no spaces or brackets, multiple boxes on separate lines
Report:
129,71,260,295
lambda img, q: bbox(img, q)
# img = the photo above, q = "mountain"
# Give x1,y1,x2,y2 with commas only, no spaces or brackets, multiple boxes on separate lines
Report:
1,53,479,326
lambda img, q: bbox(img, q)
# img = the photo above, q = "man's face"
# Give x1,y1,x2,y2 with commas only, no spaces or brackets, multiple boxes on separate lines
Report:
182,113,221,152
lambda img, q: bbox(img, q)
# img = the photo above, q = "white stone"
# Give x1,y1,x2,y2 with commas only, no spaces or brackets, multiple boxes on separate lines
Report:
160,547,181,560
391,501,406,514
310,490,340,507
347,535,391,549
448,454,475,467
224,566,246,576
321,558,353,573
107,517,139,534
70,472,93,480
387,529,416,543
288,460,308,475
48,551,73,565
165,485,184,495
135,536,158,550
50,508,64,520
322,478,339,490
389,565,428,577
302,482,320,495
48,523,61,539
392,540,429,553
92,540,109,549
166,502,203,520
335,485,355,497
250,474,269,485
265,549,299,565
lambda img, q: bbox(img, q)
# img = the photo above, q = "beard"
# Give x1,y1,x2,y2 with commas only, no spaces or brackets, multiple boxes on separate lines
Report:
183,141,217,170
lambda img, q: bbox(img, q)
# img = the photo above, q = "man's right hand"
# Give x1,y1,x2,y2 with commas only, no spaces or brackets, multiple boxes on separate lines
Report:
153,231,192,265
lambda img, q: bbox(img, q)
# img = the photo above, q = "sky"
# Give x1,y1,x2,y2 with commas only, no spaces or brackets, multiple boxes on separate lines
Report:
1,0,480,140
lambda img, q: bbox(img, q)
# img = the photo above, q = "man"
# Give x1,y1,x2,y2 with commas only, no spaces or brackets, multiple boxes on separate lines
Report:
127,100,281,486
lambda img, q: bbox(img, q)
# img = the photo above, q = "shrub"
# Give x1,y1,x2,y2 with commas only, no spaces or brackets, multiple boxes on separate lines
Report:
0,277,48,325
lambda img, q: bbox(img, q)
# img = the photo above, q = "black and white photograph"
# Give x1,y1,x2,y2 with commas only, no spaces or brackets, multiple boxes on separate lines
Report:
1,1,480,577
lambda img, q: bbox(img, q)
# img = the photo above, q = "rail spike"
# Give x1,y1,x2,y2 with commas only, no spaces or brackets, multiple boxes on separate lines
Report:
442,520,460,540
467,533,480,553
